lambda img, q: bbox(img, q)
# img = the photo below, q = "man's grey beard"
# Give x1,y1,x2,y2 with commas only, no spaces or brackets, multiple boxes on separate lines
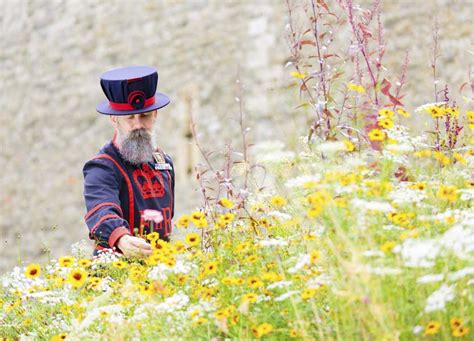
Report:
116,128,156,166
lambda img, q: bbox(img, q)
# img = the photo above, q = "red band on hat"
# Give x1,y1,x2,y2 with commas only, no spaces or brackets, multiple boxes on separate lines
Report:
108,96,155,111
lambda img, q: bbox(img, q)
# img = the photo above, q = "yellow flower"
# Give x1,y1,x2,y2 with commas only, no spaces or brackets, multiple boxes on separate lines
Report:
425,105,445,118
368,128,386,141
139,283,154,295
252,323,273,338
155,239,170,251
445,216,456,225
259,218,271,228
250,203,265,212
424,321,441,335
269,195,287,207
191,210,206,222
433,151,450,166
165,256,176,267
194,218,208,229
176,274,188,285
290,71,306,79
450,317,463,330
99,310,109,318
259,322,273,335
343,140,355,152
445,106,459,117
190,309,200,319
310,250,320,264
146,232,160,242
303,180,318,189
467,110,474,121
246,255,258,263
301,288,318,300
453,153,467,165
58,255,75,267
289,329,300,338
247,277,264,289
242,293,257,303
214,308,230,319
185,232,200,247
396,108,411,117
202,261,218,275
231,314,239,325
378,118,394,129
452,325,470,337
303,233,317,241
221,277,235,285
307,206,322,218
334,197,348,207
218,212,235,226
307,189,331,206
87,277,102,290
128,266,144,282
173,240,186,253
67,269,88,288
22,318,32,327
409,182,426,191
193,317,208,325
51,333,67,341
234,278,245,285
414,149,432,157
347,82,365,93
78,258,91,268
218,197,234,208
378,108,394,118
25,263,41,279
112,260,127,269
199,287,216,300
176,214,191,228
5,299,20,313
391,212,412,227
381,241,397,253
262,272,282,282
437,185,458,203
53,276,66,288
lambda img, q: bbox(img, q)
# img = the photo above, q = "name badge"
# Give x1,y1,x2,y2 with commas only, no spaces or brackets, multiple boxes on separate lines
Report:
154,163,172,171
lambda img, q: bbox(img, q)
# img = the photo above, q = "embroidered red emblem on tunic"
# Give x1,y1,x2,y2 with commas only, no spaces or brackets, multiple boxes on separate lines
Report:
133,163,165,198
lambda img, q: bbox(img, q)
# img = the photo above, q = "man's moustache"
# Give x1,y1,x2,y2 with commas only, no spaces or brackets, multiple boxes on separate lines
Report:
127,129,150,138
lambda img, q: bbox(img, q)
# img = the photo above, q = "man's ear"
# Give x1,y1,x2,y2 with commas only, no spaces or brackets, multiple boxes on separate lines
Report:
109,115,118,128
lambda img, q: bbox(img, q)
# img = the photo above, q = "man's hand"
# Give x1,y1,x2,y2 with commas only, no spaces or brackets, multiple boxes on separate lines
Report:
116,234,152,257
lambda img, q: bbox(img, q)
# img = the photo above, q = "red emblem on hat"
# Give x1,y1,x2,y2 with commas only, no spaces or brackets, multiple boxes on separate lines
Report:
128,91,146,109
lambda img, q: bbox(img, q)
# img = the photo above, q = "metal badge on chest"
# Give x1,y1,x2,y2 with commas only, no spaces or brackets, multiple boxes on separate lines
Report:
153,152,172,170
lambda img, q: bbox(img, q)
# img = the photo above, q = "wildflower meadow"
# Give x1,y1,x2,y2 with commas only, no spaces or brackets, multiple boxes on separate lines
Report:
1,1,473,340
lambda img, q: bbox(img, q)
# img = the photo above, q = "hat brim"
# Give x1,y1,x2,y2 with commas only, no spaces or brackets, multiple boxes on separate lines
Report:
96,92,170,115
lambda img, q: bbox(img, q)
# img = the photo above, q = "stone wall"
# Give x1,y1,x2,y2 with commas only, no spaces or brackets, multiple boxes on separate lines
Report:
1,0,472,272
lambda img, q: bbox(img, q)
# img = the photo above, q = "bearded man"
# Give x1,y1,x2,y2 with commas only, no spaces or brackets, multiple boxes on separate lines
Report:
83,66,175,257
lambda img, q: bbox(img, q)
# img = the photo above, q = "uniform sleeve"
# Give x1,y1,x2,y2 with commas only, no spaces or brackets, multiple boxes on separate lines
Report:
166,154,175,219
83,157,131,249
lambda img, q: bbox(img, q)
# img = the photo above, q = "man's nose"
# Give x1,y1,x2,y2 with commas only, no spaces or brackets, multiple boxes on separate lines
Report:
130,115,144,129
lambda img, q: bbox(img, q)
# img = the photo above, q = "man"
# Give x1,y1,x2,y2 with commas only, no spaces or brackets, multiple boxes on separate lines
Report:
83,66,175,257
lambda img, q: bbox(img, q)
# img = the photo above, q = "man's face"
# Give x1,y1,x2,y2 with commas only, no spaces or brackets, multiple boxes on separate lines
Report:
111,110,158,135
110,110,158,165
